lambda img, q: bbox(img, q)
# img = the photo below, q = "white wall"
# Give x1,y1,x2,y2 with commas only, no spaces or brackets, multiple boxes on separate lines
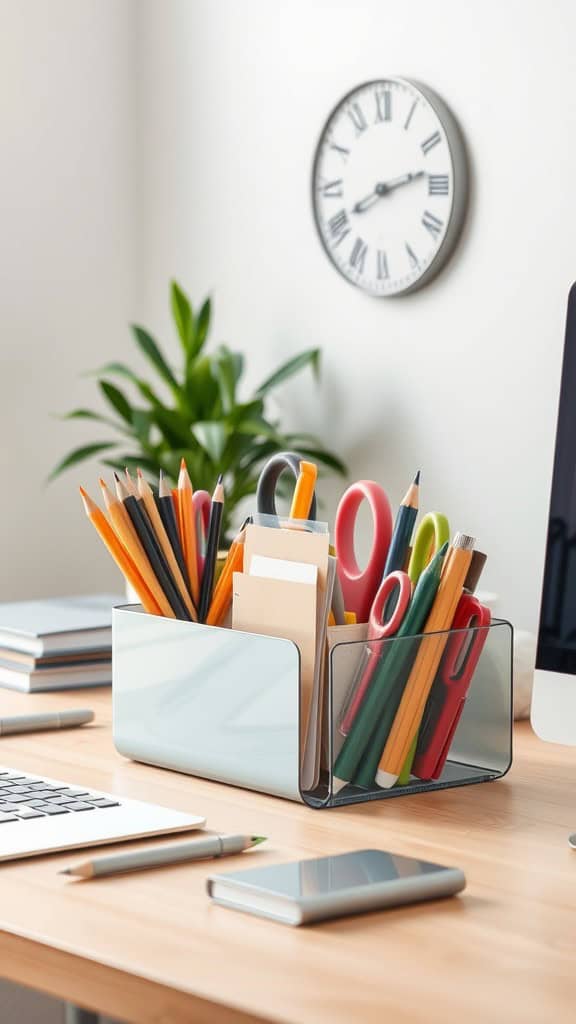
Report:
134,0,576,632
0,0,136,601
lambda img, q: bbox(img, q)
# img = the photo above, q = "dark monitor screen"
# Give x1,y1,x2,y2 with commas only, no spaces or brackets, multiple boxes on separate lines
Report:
537,284,576,675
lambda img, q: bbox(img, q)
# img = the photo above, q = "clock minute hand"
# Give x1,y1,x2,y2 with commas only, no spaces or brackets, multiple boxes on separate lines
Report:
376,170,425,196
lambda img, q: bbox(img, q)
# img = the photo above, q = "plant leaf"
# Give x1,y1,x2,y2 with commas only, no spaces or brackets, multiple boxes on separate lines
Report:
99,380,133,424
193,297,211,356
292,446,347,475
192,421,228,463
255,349,321,396
171,281,195,354
211,345,239,414
48,442,117,481
131,325,179,392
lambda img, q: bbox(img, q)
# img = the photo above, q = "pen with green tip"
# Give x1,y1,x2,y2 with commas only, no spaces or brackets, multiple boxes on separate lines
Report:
61,834,267,880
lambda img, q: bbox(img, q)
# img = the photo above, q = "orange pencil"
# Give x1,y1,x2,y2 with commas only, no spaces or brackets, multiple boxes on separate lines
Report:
289,460,318,520
177,458,200,605
206,528,246,627
98,478,139,549
100,478,175,619
79,488,162,616
136,469,197,621
376,532,475,788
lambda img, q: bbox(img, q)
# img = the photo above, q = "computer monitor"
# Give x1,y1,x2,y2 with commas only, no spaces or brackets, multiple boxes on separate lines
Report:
532,283,576,744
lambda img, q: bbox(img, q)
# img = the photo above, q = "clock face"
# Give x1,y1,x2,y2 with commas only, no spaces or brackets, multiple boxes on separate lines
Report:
312,78,468,296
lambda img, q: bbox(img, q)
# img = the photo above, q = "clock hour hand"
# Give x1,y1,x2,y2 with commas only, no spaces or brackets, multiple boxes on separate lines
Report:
352,190,382,214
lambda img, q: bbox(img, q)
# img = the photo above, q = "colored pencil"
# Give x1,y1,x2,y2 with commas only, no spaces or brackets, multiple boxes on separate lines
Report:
289,460,318,520
332,542,447,794
137,469,197,621
158,470,190,591
206,525,247,627
376,533,475,788
382,471,420,578
79,488,162,616
177,459,200,606
198,476,225,622
112,474,189,620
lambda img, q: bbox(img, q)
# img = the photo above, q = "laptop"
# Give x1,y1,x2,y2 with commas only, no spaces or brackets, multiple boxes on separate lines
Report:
0,764,205,862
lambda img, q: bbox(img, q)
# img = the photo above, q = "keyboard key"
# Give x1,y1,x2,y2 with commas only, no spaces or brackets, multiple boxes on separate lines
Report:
85,797,120,808
64,790,89,798
15,808,46,819
44,795,76,805
0,812,18,822
3,785,32,795
66,802,96,811
39,805,70,815
3,794,39,804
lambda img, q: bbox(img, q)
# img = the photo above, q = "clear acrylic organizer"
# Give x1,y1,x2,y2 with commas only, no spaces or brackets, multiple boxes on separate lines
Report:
112,606,513,807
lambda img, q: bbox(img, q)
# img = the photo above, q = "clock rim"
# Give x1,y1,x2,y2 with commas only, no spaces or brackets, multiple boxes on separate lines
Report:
311,76,469,298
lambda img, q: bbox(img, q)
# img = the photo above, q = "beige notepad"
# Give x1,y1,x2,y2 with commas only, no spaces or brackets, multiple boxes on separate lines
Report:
232,572,318,754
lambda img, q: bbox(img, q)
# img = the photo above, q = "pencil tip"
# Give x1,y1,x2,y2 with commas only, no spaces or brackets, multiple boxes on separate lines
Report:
439,541,449,556
98,477,106,489
136,467,142,478
113,471,120,482
180,457,186,471
414,470,421,485
58,869,72,875
159,468,164,480
217,473,223,484
79,486,87,497
251,836,267,846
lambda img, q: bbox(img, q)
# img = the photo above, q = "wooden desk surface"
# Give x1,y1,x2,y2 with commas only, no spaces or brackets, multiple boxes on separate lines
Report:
0,687,574,1024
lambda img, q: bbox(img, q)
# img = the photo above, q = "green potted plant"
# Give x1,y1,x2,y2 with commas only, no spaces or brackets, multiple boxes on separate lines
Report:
52,282,346,537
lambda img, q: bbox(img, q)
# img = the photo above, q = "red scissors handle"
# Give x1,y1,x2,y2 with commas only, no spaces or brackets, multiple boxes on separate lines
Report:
335,481,392,623
413,594,491,780
339,571,411,736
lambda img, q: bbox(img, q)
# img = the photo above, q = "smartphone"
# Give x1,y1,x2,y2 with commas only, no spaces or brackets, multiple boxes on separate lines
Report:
207,848,466,925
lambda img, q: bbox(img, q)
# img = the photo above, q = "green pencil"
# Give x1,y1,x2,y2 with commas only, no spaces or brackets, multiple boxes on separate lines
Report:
332,541,448,795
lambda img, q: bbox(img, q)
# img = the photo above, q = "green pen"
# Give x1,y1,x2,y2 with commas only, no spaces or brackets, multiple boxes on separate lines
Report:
332,542,448,795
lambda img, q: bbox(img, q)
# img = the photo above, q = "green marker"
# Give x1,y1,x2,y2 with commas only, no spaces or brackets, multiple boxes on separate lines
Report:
332,541,448,795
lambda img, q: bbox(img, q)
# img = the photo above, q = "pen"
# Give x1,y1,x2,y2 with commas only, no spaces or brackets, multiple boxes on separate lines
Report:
61,833,267,879
0,709,94,736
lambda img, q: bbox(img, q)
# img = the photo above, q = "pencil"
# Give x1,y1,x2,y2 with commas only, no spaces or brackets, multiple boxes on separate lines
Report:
79,488,162,616
99,479,174,618
137,469,197,621
289,460,318,520
177,458,200,606
332,542,447,794
123,467,138,497
376,532,475,788
198,476,225,622
382,471,420,578
158,470,190,591
114,474,191,621
206,524,247,627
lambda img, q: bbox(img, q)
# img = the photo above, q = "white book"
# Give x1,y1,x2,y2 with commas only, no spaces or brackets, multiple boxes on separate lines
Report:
0,661,112,693
0,594,122,656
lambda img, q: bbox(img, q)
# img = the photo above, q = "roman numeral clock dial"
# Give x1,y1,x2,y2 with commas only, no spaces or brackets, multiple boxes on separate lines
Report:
312,78,468,296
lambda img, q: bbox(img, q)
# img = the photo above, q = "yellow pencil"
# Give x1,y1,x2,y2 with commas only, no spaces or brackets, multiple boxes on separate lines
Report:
376,532,475,788
177,458,200,606
136,469,198,621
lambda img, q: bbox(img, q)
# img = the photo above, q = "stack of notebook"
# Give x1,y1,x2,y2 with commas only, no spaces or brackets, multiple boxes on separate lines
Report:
0,594,122,692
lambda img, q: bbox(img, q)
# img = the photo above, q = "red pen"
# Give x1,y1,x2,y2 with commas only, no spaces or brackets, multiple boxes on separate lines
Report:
412,594,491,781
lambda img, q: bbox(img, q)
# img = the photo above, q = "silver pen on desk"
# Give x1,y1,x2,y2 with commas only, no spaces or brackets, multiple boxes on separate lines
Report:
61,833,267,879
0,709,94,736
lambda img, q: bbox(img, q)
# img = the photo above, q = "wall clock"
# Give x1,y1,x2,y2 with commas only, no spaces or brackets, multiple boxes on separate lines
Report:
312,78,468,296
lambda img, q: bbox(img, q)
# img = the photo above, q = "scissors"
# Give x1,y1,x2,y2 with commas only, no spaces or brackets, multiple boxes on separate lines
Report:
338,570,412,735
412,593,491,780
334,480,393,623
407,511,450,584
193,490,212,578
256,451,317,520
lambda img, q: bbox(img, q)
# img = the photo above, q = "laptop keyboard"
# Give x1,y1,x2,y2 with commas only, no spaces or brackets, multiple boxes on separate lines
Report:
0,768,120,822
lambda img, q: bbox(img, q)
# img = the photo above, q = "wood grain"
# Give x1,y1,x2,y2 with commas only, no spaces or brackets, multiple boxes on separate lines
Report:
0,687,575,1024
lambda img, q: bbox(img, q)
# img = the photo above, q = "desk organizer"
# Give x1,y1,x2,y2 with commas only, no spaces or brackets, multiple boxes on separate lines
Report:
112,606,512,808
